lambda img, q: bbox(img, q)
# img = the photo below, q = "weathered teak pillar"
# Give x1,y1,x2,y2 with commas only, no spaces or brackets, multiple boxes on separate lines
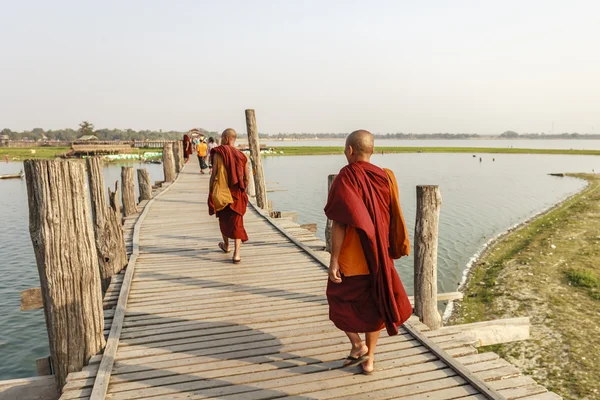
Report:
245,109,268,209
162,143,176,182
414,185,443,330
246,158,256,197
178,141,184,171
137,168,153,202
108,181,121,217
325,174,337,253
24,159,105,391
121,166,137,217
86,158,127,291
173,141,182,173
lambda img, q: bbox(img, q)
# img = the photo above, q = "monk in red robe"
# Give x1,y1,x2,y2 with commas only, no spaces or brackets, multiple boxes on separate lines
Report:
208,128,249,263
325,130,412,375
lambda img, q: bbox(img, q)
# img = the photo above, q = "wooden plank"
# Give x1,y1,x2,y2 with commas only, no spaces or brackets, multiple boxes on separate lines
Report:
0,376,59,400
89,165,186,400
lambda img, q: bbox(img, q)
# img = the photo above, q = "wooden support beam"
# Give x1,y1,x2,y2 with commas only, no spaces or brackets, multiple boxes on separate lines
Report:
121,166,137,217
245,109,268,209
36,357,52,376
108,181,121,219
162,143,176,182
414,185,443,330
325,174,337,253
88,158,127,291
21,287,43,311
172,141,182,173
24,159,105,391
441,317,530,347
137,168,153,202
300,223,318,233
246,159,256,197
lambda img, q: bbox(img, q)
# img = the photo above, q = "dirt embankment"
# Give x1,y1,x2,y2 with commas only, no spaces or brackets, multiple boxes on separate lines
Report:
449,173,600,400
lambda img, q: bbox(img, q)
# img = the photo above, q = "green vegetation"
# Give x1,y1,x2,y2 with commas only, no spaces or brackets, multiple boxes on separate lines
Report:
565,269,599,288
271,146,600,156
0,147,160,162
450,173,600,399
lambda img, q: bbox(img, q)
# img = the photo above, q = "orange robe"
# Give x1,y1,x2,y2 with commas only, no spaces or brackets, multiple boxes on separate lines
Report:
325,161,411,335
208,145,249,242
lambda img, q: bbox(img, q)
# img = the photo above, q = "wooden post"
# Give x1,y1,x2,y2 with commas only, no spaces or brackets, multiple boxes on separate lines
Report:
178,141,184,171
86,158,127,291
24,160,105,391
414,185,443,330
246,158,256,197
121,166,137,217
108,181,121,217
137,168,153,202
173,141,182,173
162,143,176,182
245,109,268,209
325,174,337,253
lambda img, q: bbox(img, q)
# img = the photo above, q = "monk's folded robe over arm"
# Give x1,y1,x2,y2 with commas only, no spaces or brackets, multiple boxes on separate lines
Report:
324,161,412,336
208,145,249,242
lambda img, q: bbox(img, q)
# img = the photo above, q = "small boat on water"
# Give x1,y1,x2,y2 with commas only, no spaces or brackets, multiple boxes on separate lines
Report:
0,170,24,180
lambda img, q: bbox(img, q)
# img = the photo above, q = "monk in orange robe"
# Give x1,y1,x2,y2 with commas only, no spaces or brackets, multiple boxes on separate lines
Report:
325,130,412,375
208,128,249,263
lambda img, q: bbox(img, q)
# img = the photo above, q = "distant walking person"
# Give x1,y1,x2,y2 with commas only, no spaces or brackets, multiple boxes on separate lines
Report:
208,129,249,263
325,130,412,375
183,134,193,163
197,139,209,174
207,137,216,171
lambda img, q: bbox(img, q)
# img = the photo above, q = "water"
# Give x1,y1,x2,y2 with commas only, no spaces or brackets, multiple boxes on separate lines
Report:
0,161,164,380
0,153,598,380
263,153,597,295
258,138,600,150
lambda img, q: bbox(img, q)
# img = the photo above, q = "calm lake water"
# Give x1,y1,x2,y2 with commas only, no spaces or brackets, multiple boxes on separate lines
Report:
260,138,600,150
0,151,598,380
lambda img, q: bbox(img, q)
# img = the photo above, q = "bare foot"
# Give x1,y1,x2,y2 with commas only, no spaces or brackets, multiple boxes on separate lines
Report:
343,343,368,366
361,359,374,375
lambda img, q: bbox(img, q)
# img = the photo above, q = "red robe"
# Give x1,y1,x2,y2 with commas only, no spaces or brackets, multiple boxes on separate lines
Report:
183,135,193,159
325,161,412,336
208,145,249,242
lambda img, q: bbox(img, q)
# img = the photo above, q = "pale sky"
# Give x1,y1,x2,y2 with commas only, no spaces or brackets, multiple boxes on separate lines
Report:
1,0,598,135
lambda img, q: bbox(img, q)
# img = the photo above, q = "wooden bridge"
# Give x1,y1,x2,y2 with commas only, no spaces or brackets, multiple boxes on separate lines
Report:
47,160,559,400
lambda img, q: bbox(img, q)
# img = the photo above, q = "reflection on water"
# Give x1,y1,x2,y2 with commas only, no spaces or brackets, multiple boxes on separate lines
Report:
0,153,598,379
0,161,163,380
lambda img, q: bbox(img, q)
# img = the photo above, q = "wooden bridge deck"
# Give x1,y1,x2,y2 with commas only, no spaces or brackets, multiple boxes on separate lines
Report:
61,161,560,400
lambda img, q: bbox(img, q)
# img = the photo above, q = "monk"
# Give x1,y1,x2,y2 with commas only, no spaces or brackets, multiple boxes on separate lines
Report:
325,130,412,375
208,128,249,263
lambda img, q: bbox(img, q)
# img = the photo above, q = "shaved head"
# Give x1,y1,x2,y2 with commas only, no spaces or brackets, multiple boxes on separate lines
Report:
221,128,237,146
346,129,374,157
222,128,237,140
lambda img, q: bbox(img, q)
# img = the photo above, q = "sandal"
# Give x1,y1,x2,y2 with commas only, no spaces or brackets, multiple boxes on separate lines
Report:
232,258,242,264
218,242,231,253
343,354,369,368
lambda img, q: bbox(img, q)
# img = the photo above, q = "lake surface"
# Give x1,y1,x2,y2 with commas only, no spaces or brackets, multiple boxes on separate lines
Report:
0,161,163,380
258,138,600,150
0,153,599,379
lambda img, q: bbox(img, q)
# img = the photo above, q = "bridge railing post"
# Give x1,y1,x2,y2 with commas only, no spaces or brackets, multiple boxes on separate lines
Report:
87,157,127,291
162,143,176,182
245,109,268,209
414,185,443,330
137,168,153,202
121,166,137,217
325,174,337,253
24,159,105,391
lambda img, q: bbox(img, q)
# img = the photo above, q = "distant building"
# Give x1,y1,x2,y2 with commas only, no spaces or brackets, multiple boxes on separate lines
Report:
0,135,9,146
78,135,99,141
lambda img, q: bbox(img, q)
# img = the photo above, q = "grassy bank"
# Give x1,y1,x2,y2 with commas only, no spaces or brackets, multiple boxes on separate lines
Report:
449,173,600,399
270,146,600,156
0,147,161,161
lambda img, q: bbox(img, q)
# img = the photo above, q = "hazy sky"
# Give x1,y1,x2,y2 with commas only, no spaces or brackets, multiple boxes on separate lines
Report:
1,1,598,134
